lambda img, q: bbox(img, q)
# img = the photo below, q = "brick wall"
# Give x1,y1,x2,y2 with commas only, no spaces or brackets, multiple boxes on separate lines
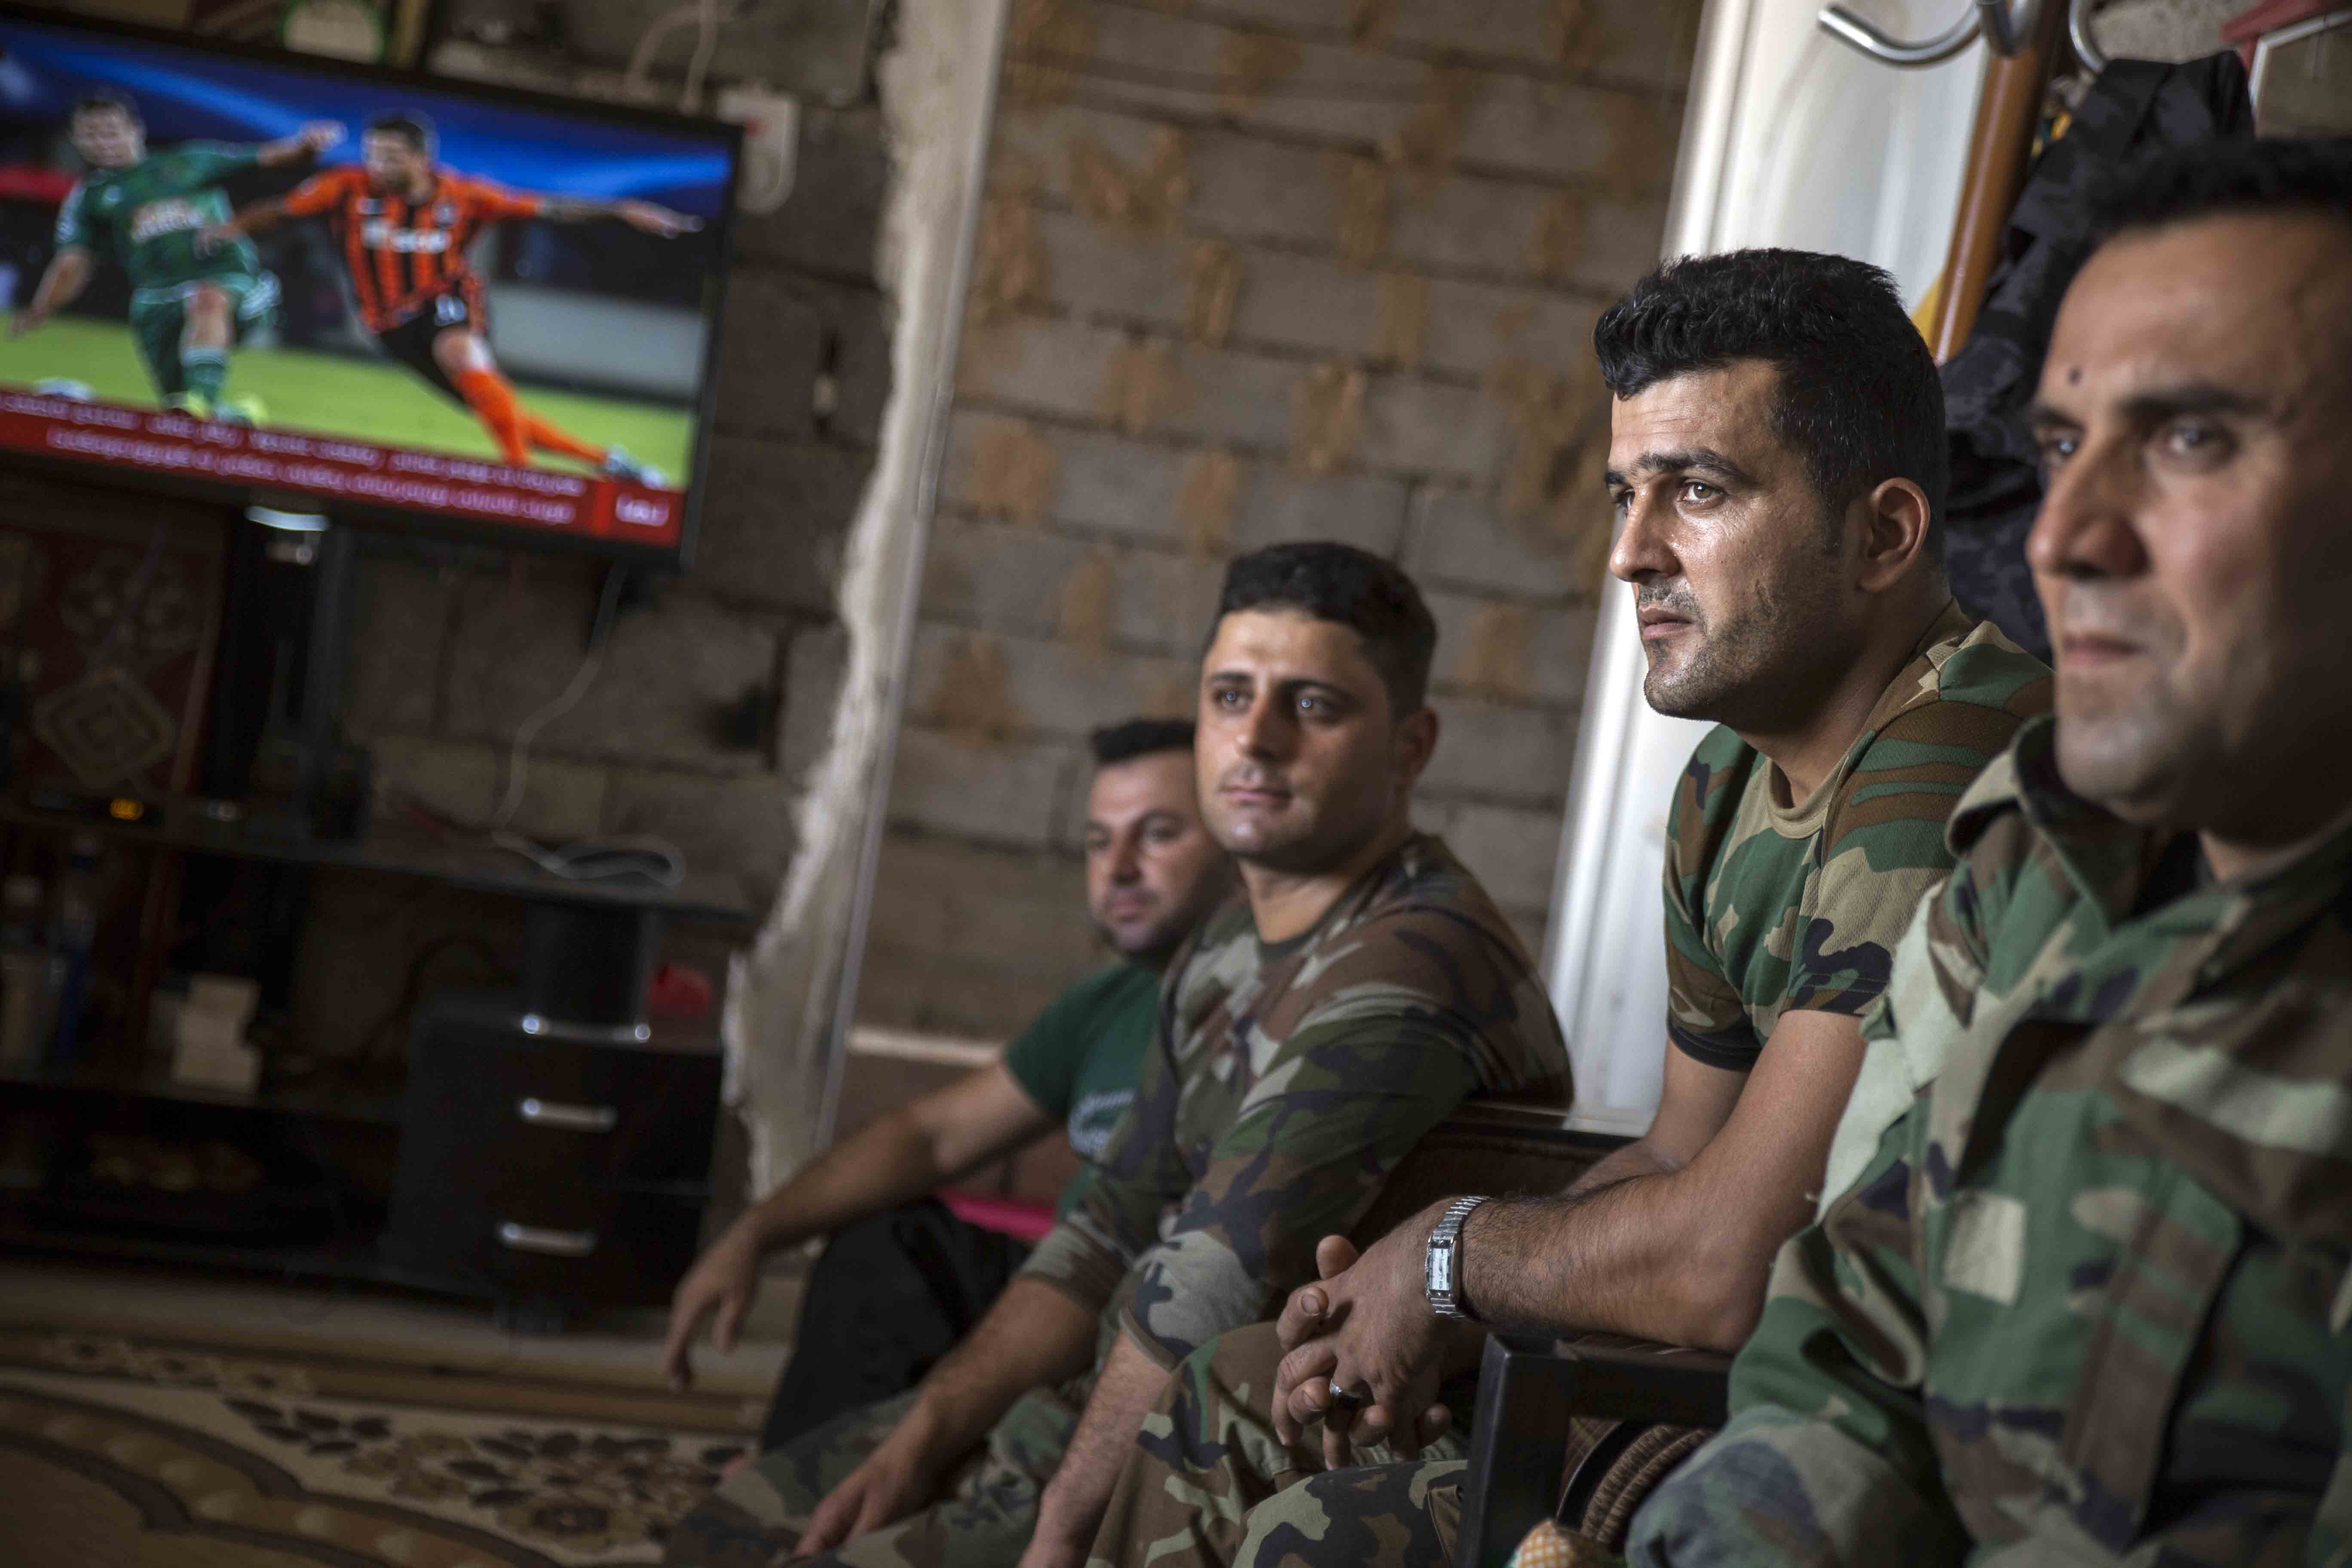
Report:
854,0,1697,1043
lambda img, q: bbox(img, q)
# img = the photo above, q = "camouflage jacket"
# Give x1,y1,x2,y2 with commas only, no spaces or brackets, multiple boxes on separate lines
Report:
1630,717,2352,1565
1664,602,2052,1069
1019,833,1571,1371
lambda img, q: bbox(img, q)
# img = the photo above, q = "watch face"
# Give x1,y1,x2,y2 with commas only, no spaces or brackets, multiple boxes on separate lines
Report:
1426,1241,1454,1293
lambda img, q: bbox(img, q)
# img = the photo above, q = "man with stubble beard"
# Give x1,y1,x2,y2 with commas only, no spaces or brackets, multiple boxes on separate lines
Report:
1623,138,2352,1568
663,719,1233,1451
1083,249,2052,1568
668,542,1569,1568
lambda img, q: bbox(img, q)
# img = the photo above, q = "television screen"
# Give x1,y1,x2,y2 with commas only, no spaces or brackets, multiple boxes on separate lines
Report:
0,10,736,561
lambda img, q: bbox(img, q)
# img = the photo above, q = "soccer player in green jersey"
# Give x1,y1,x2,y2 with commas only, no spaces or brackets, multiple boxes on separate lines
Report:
6,90,342,418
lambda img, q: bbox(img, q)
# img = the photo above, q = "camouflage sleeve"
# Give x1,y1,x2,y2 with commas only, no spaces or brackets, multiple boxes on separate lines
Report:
1663,809,1758,1072
1784,704,1999,1021
1018,1023,1192,1319
1624,1102,1971,1565
1117,1001,1482,1369
1817,806,2008,1213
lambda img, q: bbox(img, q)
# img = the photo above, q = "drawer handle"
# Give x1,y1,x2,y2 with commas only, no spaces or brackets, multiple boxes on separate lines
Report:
497,1222,597,1257
517,1097,618,1133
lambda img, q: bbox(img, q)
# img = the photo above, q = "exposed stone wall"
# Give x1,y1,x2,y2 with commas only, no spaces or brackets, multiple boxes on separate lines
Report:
855,0,1698,1044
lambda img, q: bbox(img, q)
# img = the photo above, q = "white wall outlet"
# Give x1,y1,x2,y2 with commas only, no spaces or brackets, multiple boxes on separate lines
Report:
717,85,799,217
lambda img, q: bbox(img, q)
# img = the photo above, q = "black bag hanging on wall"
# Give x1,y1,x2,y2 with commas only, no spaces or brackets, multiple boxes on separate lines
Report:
1939,53,2255,663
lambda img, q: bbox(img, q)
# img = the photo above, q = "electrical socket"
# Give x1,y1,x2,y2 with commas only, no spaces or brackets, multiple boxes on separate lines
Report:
717,84,799,217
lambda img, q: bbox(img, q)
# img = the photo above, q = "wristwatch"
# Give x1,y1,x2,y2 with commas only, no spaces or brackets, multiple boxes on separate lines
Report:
1424,1195,1489,1321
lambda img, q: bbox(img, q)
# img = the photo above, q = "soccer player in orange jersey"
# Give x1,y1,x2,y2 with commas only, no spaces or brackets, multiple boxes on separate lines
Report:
202,110,698,481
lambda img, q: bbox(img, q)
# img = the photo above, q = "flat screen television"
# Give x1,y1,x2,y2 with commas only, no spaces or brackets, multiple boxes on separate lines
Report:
0,8,738,564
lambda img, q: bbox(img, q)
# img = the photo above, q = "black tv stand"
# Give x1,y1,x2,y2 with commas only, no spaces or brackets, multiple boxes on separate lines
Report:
0,790,753,1324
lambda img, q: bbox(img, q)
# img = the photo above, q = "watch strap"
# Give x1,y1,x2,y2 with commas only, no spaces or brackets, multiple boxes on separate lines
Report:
1425,1194,1489,1322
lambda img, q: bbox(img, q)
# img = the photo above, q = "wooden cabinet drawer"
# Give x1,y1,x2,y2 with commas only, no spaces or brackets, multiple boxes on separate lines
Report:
397,995,719,1183
383,994,720,1305
392,1190,707,1305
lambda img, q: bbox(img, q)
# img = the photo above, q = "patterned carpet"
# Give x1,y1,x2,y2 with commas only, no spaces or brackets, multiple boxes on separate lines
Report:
0,1324,753,1566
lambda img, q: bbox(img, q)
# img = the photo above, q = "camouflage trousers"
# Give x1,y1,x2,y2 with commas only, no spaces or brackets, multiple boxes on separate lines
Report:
664,1382,1080,1567
1234,1456,1466,1568
1087,1320,1470,1568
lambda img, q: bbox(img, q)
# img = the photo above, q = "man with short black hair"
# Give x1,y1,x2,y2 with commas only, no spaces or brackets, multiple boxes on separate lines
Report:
662,718,1229,1449
1084,249,2051,1568
666,542,1570,1568
1625,136,2352,1568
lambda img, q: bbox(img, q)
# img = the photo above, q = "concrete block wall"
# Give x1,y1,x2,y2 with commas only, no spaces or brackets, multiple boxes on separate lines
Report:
856,0,1697,1043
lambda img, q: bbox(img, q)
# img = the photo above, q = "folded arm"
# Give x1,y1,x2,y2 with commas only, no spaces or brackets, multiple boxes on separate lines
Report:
1463,1009,1868,1351
1271,1011,1867,1457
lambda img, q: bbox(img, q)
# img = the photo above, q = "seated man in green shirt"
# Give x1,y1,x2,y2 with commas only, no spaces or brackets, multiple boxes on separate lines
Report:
660,717,1233,1451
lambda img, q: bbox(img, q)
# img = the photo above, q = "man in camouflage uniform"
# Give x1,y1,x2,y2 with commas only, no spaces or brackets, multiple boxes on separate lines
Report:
9,91,340,418
664,542,1571,1568
1619,138,2352,1568
1085,253,2051,1568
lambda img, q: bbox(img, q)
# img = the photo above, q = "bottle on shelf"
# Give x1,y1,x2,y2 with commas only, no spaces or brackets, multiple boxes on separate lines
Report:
44,834,101,1074
0,874,49,1073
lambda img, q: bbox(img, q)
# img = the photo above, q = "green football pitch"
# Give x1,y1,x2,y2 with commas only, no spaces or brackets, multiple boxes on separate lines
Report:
0,315,695,481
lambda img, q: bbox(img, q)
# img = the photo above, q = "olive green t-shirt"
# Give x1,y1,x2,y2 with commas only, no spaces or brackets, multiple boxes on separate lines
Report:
1000,961,1159,1219
58,144,265,296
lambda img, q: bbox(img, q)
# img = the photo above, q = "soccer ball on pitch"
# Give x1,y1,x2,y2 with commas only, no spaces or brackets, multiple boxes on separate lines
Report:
31,378,94,401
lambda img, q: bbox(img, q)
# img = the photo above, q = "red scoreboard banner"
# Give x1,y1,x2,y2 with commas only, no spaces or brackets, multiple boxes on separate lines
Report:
0,389,683,546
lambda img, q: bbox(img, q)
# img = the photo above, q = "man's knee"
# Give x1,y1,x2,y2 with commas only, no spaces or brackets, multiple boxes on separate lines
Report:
1236,1460,1466,1568
668,1394,919,1567
1137,1320,1292,1476
665,1465,801,1566
806,1203,940,1287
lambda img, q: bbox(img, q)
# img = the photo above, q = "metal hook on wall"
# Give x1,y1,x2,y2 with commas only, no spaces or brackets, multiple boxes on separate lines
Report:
1819,0,2038,64
1817,3,1981,63
2069,0,2110,73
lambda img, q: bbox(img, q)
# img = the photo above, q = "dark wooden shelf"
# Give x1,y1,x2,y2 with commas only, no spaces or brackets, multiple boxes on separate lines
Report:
0,798,759,923
0,1207,400,1284
0,802,733,1311
0,1060,404,1124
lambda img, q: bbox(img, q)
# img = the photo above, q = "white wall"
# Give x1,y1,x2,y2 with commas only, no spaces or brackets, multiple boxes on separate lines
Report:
1541,0,1983,1127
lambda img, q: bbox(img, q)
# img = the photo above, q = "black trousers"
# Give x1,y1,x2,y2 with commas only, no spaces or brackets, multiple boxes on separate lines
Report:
760,1197,1034,1452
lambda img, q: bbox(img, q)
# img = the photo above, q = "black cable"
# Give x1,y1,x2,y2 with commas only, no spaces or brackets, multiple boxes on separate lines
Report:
587,560,628,654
